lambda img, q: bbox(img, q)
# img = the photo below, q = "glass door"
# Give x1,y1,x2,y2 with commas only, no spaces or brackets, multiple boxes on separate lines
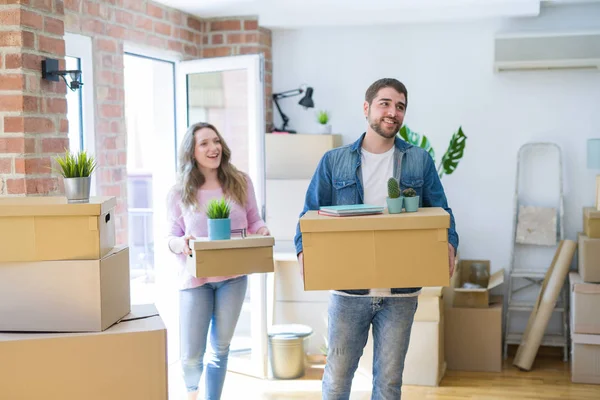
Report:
176,54,268,379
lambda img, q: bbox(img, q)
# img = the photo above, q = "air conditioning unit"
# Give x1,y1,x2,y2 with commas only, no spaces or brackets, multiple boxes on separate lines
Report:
494,31,600,72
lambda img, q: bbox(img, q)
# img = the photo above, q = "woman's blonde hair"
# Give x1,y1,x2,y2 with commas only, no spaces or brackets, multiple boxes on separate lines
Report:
176,122,248,210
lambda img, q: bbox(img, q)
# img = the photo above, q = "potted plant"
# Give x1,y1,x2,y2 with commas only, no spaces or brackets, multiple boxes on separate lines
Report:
316,110,332,134
53,149,96,203
205,197,232,240
402,188,419,212
386,178,404,214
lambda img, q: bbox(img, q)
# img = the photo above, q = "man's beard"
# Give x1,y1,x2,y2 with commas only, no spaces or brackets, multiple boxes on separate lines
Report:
368,114,399,139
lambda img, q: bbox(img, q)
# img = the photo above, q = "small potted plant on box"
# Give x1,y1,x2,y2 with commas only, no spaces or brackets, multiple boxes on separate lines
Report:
53,149,96,203
386,178,404,214
205,197,232,240
402,188,419,212
316,110,332,134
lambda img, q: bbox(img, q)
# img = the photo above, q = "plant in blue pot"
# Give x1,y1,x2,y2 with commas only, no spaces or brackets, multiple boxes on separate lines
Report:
205,197,232,240
402,188,419,212
386,178,404,214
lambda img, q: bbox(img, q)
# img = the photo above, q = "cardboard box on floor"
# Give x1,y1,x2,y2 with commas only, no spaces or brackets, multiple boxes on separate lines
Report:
0,246,131,332
445,296,503,372
299,208,451,291
571,333,600,385
449,259,504,308
569,272,600,335
578,232,600,283
187,235,275,278
0,304,168,400
0,196,116,262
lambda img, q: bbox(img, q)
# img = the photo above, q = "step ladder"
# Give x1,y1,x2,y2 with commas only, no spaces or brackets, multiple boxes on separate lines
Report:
503,142,569,362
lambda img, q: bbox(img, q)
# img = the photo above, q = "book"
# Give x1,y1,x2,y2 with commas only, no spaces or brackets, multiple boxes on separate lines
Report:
318,204,384,217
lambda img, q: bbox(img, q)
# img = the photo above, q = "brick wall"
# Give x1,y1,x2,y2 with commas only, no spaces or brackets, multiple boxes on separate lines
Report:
0,1,68,197
0,0,273,245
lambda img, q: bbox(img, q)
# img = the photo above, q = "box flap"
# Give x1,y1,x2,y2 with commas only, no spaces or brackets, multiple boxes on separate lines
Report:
487,269,505,290
0,196,116,217
419,286,443,297
299,207,449,233
585,207,600,219
119,304,159,322
191,235,275,250
570,271,600,294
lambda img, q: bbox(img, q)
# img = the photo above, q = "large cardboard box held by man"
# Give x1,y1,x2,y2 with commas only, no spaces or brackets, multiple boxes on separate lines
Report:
0,196,116,262
187,235,275,278
0,305,168,400
299,208,451,290
0,246,131,332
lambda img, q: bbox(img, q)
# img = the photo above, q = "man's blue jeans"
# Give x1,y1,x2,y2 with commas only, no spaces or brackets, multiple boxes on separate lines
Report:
179,275,248,398
322,293,418,400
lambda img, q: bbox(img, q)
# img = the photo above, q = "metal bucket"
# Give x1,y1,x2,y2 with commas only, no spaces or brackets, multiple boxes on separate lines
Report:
269,334,306,379
268,324,313,380
64,177,91,203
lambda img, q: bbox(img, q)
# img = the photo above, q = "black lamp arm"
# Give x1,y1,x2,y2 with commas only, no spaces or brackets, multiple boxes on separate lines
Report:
272,88,304,100
272,95,290,131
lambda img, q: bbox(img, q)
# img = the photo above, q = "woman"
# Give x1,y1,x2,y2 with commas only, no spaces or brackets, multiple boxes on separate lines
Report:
167,122,270,400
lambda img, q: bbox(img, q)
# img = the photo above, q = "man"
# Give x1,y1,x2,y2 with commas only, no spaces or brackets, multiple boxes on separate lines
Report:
294,78,458,399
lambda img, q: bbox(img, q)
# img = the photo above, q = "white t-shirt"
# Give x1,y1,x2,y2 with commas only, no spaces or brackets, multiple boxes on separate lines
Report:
333,145,419,298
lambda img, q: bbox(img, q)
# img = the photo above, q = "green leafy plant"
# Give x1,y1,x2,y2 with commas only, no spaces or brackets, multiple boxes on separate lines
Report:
53,149,97,178
205,197,231,219
398,125,467,179
402,188,417,197
317,110,329,125
387,177,401,199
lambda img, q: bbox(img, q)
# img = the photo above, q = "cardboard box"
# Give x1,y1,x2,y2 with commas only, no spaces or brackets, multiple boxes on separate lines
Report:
445,297,503,372
187,235,275,278
266,133,342,179
0,196,116,262
571,333,600,385
299,208,451,291
583,207,600,239
578,233,600,283
0,304,168,399
569,272,600,335
451,260,504,308
0,246,131,332
415,287,443,322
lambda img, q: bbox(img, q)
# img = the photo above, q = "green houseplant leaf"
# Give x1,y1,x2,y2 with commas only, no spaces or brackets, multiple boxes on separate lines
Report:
438,126,467,178
205,197,231,219
53,149,97,178
398,125,435,163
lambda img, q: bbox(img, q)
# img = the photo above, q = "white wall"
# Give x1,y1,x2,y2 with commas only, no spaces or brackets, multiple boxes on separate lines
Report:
271,4,600,277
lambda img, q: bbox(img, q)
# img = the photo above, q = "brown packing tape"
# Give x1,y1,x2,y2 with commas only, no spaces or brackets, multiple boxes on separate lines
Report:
513,240,577,371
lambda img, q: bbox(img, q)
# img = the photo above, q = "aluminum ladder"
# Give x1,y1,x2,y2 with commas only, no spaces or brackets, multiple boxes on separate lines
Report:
503,142,569,362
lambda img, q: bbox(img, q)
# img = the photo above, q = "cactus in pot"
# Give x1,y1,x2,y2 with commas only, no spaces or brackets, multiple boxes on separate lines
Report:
402,188,419,212
386,178,404,214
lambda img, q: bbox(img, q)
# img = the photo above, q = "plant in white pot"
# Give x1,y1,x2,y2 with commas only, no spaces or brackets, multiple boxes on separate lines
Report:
316,110,332,134
53,149,96,203
205,197,232,240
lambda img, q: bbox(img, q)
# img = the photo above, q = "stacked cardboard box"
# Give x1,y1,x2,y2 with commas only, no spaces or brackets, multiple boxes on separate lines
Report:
0,196,168,399
570,209,600,384
443,259,504,373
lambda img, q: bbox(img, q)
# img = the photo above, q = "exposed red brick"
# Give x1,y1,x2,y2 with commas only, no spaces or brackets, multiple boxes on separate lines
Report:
81,17,104,34
0,159,12,174
96,38,117,53
0,74,25,91
115,10,133,25
44,98,67,114
41,137,69,152
244,20,258,30
0,9,19,26
187,17,202,32
44,16,65,36
154,21,171,36
168,10,182,25
122,0,145,12
106,24,126,39
100,104,122,118
0,137,26,153
14,158,25,174
38,34,65,55
26,177,58,194
146,3,163,19
135,16,153,31
227,33,258,44
211,34,223,45
64,0,82,12
210,20,241,31
3,117,53,134
202,47,232,58
6,178,26,194
31,0,52,13
24,157,51,174
21,9,44,30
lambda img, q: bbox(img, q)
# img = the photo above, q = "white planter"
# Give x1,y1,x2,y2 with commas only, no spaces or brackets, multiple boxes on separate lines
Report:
318,124,332,134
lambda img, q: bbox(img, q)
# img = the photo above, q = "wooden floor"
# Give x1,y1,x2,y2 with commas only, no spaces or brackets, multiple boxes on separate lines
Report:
169,355,600,400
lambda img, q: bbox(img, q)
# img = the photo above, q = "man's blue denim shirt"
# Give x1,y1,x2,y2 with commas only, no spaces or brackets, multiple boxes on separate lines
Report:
294,132,459,296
